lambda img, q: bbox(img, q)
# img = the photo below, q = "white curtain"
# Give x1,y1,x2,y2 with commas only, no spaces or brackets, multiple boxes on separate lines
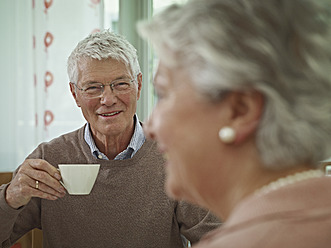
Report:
0,0,104,172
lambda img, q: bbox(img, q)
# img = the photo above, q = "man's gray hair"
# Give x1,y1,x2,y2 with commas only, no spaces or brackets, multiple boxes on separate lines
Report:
138,0,331,169
67,30,141,84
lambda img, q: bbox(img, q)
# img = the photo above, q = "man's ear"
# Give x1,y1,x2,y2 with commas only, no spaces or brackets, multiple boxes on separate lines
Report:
69,82,81,107
228,91,264,144
136,73,143,101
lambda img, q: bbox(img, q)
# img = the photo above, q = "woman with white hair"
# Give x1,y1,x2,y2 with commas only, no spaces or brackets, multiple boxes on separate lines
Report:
138,0,331,247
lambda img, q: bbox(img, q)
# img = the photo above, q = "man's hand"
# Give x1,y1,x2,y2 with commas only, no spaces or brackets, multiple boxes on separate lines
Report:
5,159,66,209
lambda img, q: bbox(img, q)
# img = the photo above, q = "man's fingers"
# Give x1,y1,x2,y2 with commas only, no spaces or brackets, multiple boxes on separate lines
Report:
30,187,59,201
28,159,61,180
6,160,65,209
17,176,65,199
24,160,65,194
30,178,66,199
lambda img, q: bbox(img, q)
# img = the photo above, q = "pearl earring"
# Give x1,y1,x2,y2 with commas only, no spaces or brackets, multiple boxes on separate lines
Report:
219,126,236,144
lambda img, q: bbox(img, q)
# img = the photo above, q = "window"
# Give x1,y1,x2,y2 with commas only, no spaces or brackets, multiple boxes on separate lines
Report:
104,0,119,32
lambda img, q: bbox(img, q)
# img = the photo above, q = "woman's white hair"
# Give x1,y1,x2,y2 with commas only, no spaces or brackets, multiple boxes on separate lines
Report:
67,30,141,84
138,0,331,169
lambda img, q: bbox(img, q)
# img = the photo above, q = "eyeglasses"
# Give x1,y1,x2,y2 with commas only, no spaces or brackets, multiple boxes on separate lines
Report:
74,78,135,99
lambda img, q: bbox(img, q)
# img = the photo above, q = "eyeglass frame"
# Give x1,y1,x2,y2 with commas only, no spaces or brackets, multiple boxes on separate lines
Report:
72,78,136,99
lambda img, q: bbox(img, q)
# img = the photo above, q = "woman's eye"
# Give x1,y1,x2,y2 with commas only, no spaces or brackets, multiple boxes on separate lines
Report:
154,90,165,101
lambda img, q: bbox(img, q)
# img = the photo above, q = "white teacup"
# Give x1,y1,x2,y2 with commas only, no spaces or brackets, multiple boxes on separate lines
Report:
58,164,100,195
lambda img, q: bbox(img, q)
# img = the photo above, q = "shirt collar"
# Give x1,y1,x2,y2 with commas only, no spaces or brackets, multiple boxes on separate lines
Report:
84,114,145,160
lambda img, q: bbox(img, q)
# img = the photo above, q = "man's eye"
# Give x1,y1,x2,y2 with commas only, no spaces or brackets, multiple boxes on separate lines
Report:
85,86,101,92
114,82,130,89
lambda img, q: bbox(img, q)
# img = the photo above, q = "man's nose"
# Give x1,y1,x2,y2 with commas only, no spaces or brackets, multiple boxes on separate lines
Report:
100,85,117,105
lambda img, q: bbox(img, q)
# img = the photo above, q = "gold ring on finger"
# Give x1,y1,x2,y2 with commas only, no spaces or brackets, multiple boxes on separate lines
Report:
35,180,39,189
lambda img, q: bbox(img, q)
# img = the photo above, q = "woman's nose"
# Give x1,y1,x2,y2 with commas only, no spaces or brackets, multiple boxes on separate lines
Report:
143,113,156,140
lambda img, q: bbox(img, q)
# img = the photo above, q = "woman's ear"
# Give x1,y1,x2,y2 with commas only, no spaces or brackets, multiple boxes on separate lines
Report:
69,82,81,107
228,91,264,144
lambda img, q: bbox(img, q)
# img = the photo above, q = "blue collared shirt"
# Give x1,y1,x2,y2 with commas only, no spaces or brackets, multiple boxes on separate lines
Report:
84,115,145,160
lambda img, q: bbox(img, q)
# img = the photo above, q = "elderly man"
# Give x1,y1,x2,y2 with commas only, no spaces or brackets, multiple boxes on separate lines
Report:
0,30,220,247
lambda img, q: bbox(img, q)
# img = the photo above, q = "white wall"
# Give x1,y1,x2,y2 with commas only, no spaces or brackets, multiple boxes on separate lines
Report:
0,1,17,172
0,0,102,172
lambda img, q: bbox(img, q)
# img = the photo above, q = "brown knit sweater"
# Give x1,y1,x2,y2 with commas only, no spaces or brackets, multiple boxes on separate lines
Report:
0,126,221,248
